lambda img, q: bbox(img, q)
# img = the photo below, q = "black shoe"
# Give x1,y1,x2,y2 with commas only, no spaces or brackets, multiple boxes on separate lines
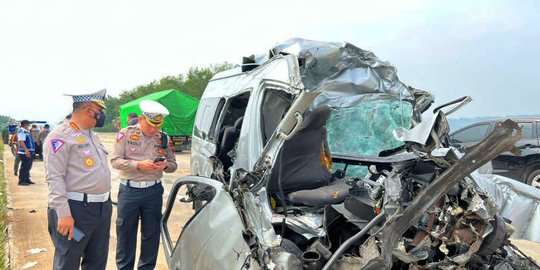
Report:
18,182,30,186
14,172,17,176
28,181,36,185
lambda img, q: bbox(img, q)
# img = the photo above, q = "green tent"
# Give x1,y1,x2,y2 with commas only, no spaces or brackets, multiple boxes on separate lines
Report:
119,89,199,136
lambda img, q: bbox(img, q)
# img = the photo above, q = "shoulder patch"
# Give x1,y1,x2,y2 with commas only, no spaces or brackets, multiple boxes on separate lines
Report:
116,132,125,142
69,122,80,131
50,139,66,153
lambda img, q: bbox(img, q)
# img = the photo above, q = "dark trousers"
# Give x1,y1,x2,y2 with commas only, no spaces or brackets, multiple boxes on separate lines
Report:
18,153,33,183
48,199,112,270
14,154,20,175
36,143,43,159
116,182,164,270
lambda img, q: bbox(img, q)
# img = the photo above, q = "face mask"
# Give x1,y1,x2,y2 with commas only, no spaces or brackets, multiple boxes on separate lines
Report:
93,111,106,128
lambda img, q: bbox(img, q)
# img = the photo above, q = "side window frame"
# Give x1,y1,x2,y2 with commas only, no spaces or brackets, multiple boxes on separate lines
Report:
258,82,293,146
193,97,223,141
516,122,533,140
451,123,491,143
536,121,540,141
207,99,226,142
213,90,252,140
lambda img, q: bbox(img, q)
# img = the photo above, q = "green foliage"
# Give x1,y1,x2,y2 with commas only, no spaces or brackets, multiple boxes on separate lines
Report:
0,115,13,129
96,62,236,132
0,140,7,268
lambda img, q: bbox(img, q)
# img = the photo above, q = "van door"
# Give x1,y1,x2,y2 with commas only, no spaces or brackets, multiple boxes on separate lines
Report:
161,176,253,270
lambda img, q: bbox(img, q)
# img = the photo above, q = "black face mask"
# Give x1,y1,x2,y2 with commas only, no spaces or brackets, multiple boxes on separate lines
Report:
93,111,106,128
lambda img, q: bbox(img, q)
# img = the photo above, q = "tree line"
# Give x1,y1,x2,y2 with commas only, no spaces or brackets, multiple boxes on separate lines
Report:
97,62,236,131
0,62,236,132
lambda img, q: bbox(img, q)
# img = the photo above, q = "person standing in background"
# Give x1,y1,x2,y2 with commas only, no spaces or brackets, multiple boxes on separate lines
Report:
30,124,39,159
10,126,21,176
127,112,139,126
17,120,35,185
37,124,50,160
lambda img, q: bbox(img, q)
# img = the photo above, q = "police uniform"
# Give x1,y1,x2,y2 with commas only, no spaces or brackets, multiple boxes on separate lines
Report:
44,89,112,270
17,124,35,184
111,100,177,270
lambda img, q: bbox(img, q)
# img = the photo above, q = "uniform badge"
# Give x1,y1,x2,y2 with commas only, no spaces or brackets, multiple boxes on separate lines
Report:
156,149,166,155
69,122,80,131
116,132,125,142
76,137,85,143
50,139,65,153
130,134,140,141
84,157,95,168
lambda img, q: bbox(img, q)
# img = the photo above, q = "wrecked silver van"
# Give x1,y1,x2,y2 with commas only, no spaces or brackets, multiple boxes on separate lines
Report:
160,38,540,269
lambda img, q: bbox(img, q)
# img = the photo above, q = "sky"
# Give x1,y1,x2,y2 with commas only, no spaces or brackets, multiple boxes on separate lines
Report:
0,0,538,123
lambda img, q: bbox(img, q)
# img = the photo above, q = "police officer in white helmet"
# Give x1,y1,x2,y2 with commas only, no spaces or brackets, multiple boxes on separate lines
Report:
111,100,177,269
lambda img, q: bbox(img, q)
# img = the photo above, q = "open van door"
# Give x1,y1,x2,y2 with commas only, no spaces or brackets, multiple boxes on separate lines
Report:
160,176,252,270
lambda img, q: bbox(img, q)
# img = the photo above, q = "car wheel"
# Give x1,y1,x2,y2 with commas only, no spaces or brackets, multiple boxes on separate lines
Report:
525,168,540,188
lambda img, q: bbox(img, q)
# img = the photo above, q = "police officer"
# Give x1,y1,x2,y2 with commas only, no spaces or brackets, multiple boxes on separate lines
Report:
111,100,177,270
44,89,112,270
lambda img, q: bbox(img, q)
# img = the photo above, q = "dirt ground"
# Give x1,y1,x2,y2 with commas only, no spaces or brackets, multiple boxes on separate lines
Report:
3,133,540,269
4,133,193,269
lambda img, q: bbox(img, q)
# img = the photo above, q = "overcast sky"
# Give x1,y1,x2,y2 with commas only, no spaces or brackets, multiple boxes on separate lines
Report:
1,0,538,123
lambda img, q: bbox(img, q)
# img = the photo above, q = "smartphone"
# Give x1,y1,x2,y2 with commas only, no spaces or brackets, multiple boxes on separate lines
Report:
72,227,85,242
154,156,166,163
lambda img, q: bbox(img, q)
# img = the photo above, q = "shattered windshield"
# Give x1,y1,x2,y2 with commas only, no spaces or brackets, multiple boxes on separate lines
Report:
327,99,413,157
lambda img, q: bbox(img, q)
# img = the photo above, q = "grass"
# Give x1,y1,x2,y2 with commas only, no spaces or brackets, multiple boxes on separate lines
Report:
0,140,8,269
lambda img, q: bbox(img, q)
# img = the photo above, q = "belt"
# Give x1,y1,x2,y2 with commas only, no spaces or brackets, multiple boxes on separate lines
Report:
121,179,161,188
67,191,110,202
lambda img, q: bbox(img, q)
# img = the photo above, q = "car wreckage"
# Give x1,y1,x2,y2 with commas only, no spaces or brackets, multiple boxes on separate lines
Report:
160,38,540,270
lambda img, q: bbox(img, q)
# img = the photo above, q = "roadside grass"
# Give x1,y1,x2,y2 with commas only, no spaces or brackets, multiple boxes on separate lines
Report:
0,140,8,269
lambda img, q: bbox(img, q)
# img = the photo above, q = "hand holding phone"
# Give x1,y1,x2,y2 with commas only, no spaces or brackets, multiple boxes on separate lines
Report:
154,156,166,163
72,227,85,242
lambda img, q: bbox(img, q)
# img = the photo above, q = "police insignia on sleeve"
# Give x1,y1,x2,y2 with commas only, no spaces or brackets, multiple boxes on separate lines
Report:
50,139,65,153
116,132,125,142
84,157,95,168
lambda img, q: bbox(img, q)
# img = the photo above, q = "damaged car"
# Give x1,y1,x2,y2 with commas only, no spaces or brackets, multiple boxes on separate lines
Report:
160,38,540,270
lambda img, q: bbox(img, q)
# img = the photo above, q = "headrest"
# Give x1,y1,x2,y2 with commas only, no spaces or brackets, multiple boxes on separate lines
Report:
300,105,331,131
234,117,244,130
